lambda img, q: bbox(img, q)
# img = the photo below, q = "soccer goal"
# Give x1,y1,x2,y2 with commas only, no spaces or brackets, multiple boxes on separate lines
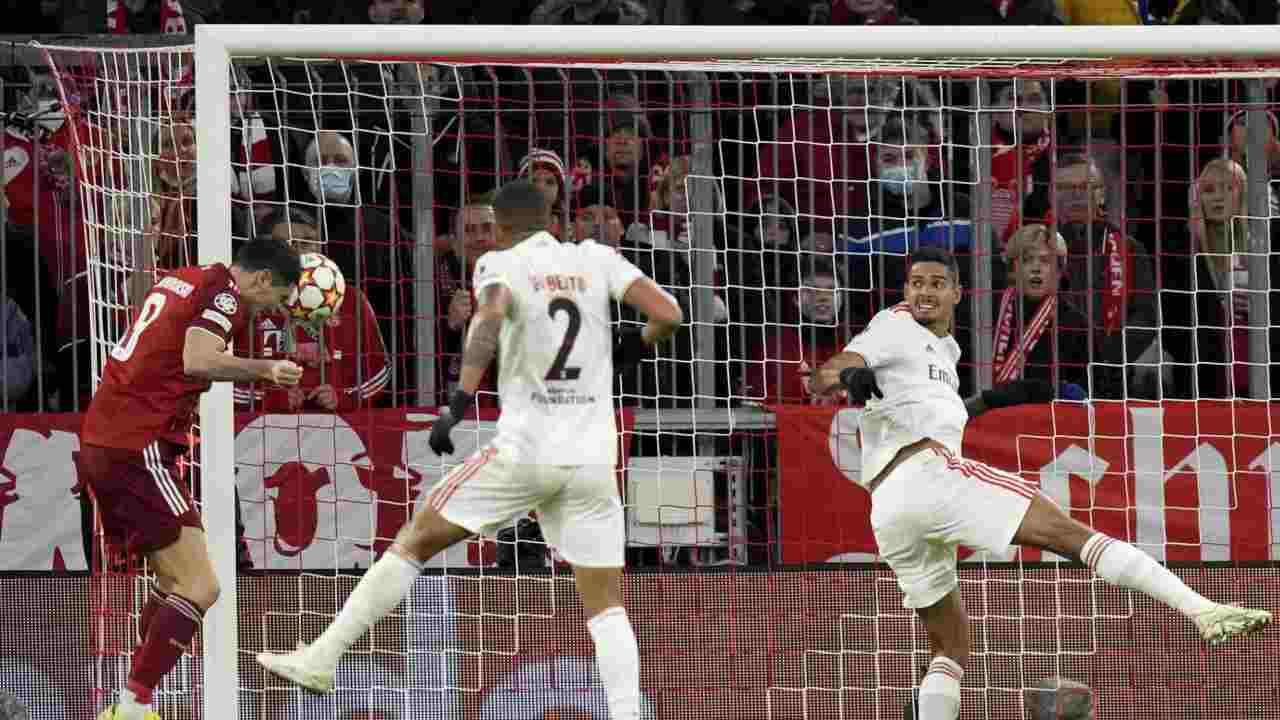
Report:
40,23,1280,720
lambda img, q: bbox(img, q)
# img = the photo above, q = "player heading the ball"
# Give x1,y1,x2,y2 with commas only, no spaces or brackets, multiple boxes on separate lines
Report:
257,179,683,720
808,247,1271,720
81,235,305,720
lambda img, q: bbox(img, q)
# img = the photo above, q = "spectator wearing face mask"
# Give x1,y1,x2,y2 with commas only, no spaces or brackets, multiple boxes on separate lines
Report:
297,131,409,358
844,114,972,309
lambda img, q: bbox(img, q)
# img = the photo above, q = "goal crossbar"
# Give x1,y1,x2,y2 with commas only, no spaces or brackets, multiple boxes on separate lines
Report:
194,23,1280,60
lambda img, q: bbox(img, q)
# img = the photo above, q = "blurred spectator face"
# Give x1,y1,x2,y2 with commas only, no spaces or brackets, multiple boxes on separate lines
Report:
457,205,498,261
801,232,835,254
757,217,792,247
875,143,927,197
368,0,425,24
1011,237,1062,302
799,273,841,324
270,217,323,253
306,132,358,203
1053,160,1105,224
531,167,561,207
838,78,893,139
993,80,1050,140
155,118,197,191
575,205,624,248
606,127,643,172
1198,163,1245,223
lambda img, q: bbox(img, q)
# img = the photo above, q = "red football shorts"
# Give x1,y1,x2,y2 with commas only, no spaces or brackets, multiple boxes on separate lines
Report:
79,440,203,557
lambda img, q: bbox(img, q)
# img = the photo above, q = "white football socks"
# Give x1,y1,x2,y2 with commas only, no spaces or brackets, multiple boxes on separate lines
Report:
918,656,962,720
587,606,641,720
308,550,423,667
1082,533,1214,616
116,688,148,720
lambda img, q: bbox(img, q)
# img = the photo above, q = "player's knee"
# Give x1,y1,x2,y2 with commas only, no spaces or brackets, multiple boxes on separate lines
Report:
574,566,623,618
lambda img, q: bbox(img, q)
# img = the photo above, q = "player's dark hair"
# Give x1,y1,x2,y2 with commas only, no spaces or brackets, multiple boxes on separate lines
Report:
907,246,960,285
234,234,303,286
493,179,551,233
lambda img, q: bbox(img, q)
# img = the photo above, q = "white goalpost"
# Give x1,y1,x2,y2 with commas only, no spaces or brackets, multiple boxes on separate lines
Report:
40,22,1280,720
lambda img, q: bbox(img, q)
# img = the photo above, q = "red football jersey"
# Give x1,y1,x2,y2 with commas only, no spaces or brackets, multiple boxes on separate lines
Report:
82,263,249,450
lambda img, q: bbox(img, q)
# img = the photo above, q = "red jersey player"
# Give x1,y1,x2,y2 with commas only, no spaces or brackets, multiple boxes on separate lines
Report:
79,237,303,720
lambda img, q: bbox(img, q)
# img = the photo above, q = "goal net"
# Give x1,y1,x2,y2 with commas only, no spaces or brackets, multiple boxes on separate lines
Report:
39,24,1280,720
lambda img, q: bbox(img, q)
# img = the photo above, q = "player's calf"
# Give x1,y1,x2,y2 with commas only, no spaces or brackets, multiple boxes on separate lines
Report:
1015,494,1272,645
574,566,640,720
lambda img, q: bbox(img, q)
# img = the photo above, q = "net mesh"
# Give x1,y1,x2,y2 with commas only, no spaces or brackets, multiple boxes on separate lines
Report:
38,40,1280,720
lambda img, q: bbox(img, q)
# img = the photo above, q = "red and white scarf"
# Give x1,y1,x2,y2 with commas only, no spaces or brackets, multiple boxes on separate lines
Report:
993,287,1056,383
1101,226,1130,335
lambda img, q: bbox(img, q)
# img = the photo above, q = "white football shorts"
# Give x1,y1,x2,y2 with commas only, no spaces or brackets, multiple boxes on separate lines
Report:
427,442,625,568
871,446,1037,610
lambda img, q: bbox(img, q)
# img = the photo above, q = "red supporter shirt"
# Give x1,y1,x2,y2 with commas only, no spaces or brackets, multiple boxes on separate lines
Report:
82,264,248,450
231,287,388,412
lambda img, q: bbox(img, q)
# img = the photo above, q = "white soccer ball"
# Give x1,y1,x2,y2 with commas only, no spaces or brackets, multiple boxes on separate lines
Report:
285,252,346,324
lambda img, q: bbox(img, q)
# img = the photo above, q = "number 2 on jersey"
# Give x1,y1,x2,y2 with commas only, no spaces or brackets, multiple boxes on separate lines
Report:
544,297,582,381
111,293,167,362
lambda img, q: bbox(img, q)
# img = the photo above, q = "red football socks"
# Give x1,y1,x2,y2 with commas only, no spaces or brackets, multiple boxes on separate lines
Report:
136,590,167,643
126,594,203,705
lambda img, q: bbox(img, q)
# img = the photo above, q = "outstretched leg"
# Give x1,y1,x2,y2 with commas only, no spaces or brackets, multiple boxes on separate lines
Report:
574,565,640,720
256,506,470,693
1013,492,1271,645
914,589,968,720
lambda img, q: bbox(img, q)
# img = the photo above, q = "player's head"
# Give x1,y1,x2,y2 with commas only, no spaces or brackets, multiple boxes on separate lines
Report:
1026,676,1094,720
904,246,961,331
232,235,304,310
493,179,552,249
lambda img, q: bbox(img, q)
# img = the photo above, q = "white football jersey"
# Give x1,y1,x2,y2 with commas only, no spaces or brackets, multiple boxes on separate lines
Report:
845,302,968,487
472,233,644,465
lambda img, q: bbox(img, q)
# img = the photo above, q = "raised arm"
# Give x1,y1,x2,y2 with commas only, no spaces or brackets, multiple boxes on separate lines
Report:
183,327,300,384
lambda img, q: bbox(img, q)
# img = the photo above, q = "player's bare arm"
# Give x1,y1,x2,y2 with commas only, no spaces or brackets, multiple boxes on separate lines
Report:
621,277,684,344
809,351,867,396
458,283,513,393
182,327,302,385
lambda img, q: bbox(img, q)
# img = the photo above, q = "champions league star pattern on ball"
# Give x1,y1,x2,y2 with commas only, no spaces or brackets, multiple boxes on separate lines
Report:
285,253,346,326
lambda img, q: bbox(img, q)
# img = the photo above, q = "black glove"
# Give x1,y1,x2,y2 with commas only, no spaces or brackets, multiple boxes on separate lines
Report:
981,379,1055,410
429,389,473,456
839,366,883,404
612,326,650,375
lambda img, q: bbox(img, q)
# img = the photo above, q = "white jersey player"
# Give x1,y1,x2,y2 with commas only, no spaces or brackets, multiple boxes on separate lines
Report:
258,180,683,720
809,247,1271,720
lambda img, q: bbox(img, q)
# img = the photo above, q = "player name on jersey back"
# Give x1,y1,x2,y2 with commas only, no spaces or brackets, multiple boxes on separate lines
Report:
472,234,643,466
